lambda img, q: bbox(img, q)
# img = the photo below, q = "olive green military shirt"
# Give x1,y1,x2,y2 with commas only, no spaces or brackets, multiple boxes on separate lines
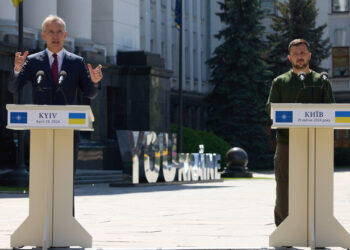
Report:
266,69,335,144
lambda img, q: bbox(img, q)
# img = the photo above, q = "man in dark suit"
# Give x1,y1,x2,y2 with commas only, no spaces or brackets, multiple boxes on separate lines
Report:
9,14,103,102
8,14,103,215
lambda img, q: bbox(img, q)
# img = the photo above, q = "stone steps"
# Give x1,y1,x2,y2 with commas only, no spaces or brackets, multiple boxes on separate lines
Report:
74,170,123,184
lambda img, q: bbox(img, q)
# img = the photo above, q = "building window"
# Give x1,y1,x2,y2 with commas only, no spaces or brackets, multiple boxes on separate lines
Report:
335,130,339,140
344,130,349,139
332,47,349,77
332,0,349,12
334,29,347,46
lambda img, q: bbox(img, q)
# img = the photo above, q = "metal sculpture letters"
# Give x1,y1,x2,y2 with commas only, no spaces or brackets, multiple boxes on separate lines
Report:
116,130,221,184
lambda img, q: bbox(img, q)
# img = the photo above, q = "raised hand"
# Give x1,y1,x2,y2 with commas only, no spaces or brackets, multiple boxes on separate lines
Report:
14,51,29,72
88,64,103,84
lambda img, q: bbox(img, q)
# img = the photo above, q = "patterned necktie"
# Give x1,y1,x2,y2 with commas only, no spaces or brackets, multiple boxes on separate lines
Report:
52,53,58,86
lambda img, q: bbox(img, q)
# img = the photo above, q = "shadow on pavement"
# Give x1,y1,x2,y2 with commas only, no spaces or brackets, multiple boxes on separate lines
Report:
75,183,236,196
0,181,236,198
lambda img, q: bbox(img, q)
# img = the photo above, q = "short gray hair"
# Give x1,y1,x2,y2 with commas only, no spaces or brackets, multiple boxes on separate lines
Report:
42,14,66,32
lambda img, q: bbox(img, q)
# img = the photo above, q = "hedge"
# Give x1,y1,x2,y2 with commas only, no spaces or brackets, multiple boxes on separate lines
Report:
171,124,232,169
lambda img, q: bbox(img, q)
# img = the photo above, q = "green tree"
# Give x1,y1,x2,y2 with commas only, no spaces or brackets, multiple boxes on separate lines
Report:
206,0,273,169
267,0,331,77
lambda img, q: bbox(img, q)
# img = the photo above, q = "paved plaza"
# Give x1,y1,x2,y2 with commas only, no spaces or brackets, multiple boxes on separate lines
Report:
0,171,350,250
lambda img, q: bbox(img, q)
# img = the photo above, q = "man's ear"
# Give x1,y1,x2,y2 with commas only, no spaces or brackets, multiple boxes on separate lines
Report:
288,55,291,63
41,32,45,41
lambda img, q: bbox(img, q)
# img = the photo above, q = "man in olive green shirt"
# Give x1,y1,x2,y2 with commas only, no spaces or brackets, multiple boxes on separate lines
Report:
266,39,335,226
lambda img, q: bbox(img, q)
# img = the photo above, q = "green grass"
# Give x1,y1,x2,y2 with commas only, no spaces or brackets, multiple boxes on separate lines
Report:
335,165,350,169
0,186,29,192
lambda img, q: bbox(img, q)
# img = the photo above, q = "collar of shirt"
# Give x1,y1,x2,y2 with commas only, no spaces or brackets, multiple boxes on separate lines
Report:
46,48,65,72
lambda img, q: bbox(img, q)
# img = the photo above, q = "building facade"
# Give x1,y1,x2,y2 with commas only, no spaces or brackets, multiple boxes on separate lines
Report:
139,0,225,129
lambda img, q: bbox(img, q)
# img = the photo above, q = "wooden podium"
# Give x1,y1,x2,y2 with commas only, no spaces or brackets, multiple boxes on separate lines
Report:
269,103,350,249
7,104,94,249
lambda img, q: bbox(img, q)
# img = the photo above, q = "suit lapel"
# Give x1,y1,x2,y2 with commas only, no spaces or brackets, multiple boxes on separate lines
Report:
61,50,69,73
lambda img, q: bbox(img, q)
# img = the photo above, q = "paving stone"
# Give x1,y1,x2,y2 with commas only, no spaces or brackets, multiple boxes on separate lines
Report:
0,171,349,250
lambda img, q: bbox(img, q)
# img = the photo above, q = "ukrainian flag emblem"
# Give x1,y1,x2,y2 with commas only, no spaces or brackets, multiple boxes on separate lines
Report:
174,0,181,30
69,113,86,125
335,111,350,123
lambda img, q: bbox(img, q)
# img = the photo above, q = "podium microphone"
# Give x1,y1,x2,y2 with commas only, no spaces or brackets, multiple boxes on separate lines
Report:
295,71,306,102
297,71,306,88
36,70,44,91
57,70,68,104
36,70,44,84
320,72,328,89
58,70,67,86
320,71,332,102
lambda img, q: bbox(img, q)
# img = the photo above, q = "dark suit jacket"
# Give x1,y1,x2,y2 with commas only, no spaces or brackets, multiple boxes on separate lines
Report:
8,49,99,105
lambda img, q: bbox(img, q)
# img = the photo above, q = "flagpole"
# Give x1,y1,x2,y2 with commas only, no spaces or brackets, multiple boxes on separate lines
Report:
7,0,29,187
177,0,183,154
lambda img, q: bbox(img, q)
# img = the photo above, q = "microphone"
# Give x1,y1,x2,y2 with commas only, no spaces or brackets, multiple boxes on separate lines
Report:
57,70,68,104
294,71,306,102
58,70,67,85
298,71,306,88
36,70,44,84
320,72,328,81
320,71,332,102
36,70,44,91
320,72,328,89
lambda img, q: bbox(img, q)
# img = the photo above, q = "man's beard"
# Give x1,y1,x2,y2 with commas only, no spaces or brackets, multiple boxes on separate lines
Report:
292,58,310,70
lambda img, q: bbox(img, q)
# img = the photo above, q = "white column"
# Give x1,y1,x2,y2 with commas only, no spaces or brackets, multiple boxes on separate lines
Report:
114,0,140,50
92,0,114,62
0,1,16,21
144,0,151,52
57,0,91,39
189,0,194,91
156,0,162,54
196,0,202,92
166,1,173,70
23,0,57,30
93,0,140,63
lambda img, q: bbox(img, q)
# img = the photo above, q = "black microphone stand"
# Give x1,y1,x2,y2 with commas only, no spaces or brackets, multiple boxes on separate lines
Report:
56,72,68,104
294,72,306,103
56,84,68,105
320,72,332,102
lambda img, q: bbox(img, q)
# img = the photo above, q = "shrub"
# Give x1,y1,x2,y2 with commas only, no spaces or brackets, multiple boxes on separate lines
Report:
171,124,232,169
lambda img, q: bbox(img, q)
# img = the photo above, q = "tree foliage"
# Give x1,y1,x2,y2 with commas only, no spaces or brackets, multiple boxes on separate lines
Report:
267,0,331,76
205,0,273,169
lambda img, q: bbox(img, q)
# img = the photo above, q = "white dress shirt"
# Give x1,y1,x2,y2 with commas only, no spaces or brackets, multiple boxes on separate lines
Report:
46,48,65,73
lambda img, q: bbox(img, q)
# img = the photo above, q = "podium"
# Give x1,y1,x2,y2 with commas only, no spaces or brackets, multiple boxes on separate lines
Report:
7,104,94,249
269,103,350,248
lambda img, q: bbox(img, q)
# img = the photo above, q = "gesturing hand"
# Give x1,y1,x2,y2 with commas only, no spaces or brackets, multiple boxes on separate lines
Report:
14,51,29,72
88,64,103,84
